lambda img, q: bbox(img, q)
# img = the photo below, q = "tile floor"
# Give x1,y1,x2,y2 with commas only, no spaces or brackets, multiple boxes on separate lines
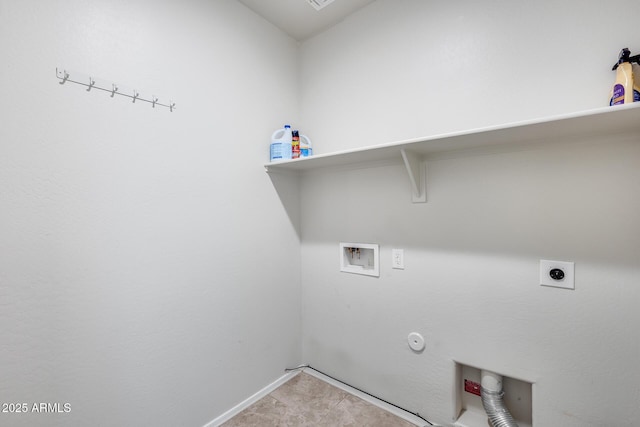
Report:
220,371,420,426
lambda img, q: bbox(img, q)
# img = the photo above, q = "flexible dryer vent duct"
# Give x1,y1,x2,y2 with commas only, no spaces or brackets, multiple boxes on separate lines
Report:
480,370,519,427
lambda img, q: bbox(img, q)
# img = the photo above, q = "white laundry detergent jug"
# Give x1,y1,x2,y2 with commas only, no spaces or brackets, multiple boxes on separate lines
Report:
270,125,292,162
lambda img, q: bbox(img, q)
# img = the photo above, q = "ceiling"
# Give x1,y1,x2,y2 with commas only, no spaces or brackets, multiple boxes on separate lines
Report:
237,0,377,41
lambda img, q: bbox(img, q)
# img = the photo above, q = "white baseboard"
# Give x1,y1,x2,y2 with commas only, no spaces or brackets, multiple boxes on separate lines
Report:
203,370,300,427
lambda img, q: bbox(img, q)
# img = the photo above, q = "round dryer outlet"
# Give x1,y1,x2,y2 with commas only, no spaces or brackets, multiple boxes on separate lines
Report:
407,332,425,352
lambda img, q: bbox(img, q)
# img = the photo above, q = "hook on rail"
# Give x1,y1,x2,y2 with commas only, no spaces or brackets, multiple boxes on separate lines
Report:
59,70,69,85
56,67,176,112
86,77,95,92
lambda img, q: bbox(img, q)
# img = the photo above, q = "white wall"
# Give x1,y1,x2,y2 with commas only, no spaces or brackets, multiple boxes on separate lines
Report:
0,1,301,426
298,1,640,426
299,0,639,152
3,1,639,425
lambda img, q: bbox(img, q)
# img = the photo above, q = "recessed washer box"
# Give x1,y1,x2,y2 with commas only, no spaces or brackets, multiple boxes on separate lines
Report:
453,363,533,427
340,243,379,277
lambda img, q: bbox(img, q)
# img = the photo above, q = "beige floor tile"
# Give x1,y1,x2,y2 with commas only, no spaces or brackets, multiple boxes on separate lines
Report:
270,372,349,423
220,396,289,426
321,394,417,426
272,372,349,406
222,371,418,426
220,395,317,426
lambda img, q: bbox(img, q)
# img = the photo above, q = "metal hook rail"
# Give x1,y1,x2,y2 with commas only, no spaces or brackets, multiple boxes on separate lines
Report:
56,68,176,112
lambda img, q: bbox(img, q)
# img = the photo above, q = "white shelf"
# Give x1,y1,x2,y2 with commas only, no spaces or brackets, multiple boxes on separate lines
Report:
265,103,640,172
264,103,640,202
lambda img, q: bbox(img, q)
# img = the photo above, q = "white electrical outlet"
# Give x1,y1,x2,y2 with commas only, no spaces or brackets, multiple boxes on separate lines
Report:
540,260,575,290
392,248,404,269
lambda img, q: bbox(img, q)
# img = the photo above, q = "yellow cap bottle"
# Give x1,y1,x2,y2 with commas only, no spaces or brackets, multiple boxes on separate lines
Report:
610,48,640,105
